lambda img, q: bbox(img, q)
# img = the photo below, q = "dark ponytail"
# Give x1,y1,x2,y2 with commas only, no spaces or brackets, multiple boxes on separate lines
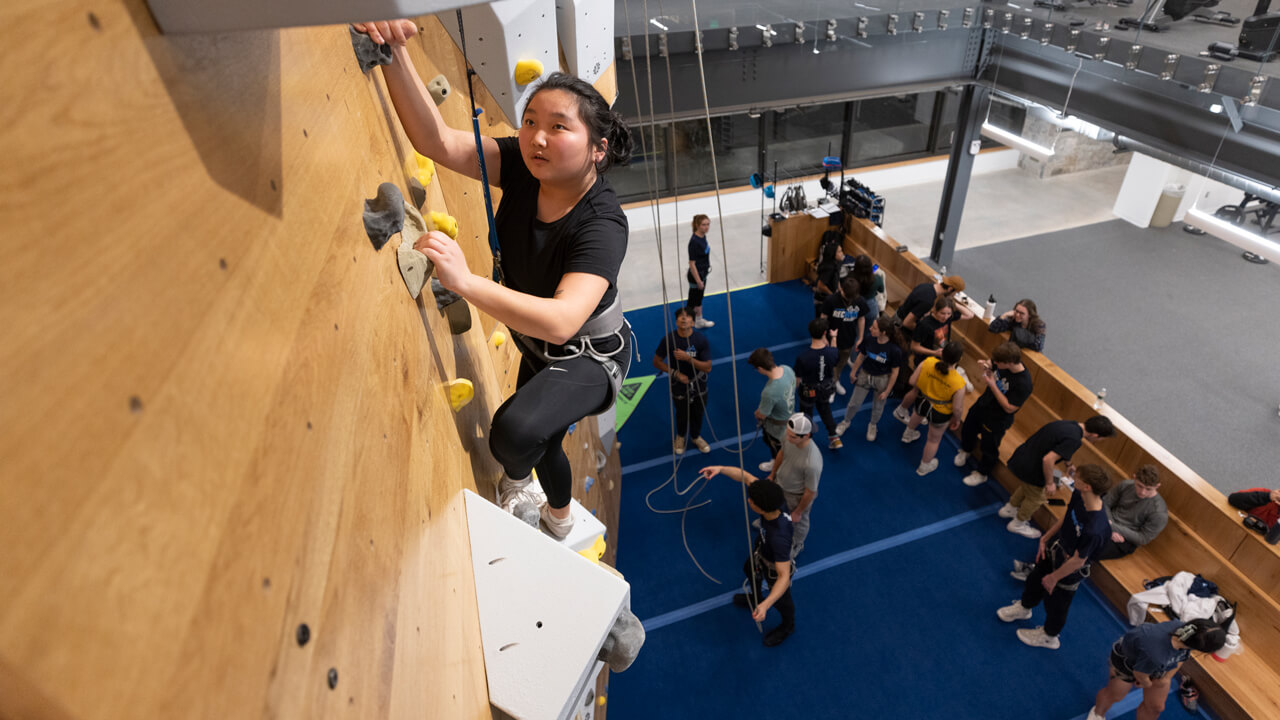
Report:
937,341,965,375
875,315,908,351
527,72,632,172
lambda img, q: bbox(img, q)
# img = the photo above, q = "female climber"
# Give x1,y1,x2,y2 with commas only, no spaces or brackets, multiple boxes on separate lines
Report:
357,20,634,538
686,214,714,328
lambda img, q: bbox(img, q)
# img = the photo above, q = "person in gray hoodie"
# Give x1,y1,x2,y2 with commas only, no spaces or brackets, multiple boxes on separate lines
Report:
1099,465,1169,560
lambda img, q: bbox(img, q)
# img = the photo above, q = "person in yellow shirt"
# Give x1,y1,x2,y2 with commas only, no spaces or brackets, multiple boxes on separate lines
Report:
901,342,966,476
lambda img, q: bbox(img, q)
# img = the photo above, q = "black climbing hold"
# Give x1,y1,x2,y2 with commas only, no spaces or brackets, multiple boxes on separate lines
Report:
129,396,144,413
431,279,472,335
88,12,101,30
219,258,227,270
349,26,393,73
362,183,404,251
306,421,312,430
327,668,338,689
270,180,277,192
296,624,310,647
303,129,309,138
262,577,271,589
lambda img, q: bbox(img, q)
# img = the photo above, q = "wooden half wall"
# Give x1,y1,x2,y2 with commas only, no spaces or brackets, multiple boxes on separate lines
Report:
0,4,620,719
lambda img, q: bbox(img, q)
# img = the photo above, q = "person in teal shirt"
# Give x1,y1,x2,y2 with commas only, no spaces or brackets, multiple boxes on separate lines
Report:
748,347,796,472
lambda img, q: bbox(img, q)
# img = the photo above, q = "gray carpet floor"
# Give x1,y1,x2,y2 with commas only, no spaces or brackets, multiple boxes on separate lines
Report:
952,218,1280,493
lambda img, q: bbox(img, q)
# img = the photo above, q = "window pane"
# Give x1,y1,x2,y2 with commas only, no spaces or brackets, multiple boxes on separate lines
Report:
669,114,759,193
768,104,845,179
610,124,667,203
933,89,961,152
848,94,935,165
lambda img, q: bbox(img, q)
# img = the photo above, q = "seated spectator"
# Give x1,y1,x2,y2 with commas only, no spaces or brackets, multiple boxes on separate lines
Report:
1227,487,1280,545
811,240,843,316
850,254,884,323
1099,465,1169,559
895,275,966,330
989,298,1046,352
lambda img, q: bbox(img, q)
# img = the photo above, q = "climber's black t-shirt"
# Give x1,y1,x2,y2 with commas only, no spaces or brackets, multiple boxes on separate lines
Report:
494,137,628,330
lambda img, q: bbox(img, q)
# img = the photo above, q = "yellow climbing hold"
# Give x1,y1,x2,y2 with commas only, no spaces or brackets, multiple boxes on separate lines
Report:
405,153,435,187
446,378,474,411
513,59,544,86
490,330,507,349
426,211,458,240
577,534,606,564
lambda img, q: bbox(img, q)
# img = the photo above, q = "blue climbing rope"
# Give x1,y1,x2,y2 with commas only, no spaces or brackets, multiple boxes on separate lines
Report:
455,9,503,284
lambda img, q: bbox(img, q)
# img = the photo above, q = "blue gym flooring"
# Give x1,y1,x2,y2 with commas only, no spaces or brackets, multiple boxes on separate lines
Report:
607,282,1216,720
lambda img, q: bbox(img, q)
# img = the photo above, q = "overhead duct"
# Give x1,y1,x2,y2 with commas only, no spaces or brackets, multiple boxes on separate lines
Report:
1112,135,1280,206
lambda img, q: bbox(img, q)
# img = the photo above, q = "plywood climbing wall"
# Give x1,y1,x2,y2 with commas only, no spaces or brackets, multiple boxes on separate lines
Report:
0,3,622,719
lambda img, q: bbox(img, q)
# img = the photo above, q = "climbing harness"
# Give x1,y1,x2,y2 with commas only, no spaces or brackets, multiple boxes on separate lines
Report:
511,297,632,400
455,10,504,284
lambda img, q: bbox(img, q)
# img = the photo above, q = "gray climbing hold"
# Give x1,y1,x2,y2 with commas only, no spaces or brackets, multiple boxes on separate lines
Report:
349,26,393,73
512,501,540,528
431,279,472,335
427,74,451,106
597,607,645,672
397,203,434,299
363,183,404,251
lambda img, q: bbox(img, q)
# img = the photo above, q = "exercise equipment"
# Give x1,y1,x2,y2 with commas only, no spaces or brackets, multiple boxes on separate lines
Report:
1119,0,1238,32
1239,12,1280,60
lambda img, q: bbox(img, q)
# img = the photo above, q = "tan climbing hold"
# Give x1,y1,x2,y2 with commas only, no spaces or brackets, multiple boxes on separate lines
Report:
397,202,433,300
405,152,435,187
426,211,458,240
513,59,543,86
426,74,451,106
446,378,474,411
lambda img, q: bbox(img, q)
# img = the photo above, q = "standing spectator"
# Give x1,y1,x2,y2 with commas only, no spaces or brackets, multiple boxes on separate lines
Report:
850,254,884,323
1227,487,1280,545
836,315,908,442
686,214,714,328
1000,416,1116,538
820,276,870,396
1099,465,1169,559
652,308,712,455
749,348,796,473
892,297,970,417
1085,619,1226,720
811,239,843,317
989,298,1046,352
768,414,824,558
896,275,967,330
794,318,843,449
955,342,1034,487
997,464,1114,649
901,342,967,476
699,469,796,647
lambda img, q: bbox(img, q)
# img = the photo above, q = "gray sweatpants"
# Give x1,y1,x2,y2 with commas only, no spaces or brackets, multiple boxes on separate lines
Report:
784,490,811,559
844,369,892,425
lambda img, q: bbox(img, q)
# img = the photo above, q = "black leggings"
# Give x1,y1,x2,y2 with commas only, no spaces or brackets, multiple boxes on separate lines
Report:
686,268,708,311
489,343,629,509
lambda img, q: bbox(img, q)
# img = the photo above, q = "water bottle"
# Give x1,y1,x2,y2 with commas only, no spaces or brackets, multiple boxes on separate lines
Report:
1093,388,1107,410
984,294,997,320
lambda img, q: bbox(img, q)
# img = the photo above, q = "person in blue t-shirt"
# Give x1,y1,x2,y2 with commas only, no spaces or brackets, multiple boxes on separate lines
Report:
1086,619,1226,720
836,315,908,442
653,308,712,455
998,464,1114,649
794,318,842,448
699,468,796,647
686,214,714,328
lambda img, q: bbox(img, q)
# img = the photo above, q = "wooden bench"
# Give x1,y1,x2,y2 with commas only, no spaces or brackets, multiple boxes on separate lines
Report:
838,215,1280,720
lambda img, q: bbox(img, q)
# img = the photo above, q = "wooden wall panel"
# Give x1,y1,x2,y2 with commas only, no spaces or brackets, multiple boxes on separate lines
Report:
0,4,624,720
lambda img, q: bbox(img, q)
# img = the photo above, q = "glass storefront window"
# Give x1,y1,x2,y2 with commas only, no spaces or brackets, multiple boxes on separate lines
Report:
669,114,760,193
609,123,668,201
848,94,935,165
768,103,846,179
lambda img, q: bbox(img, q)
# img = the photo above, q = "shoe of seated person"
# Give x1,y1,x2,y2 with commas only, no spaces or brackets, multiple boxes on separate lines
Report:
763,624,794,647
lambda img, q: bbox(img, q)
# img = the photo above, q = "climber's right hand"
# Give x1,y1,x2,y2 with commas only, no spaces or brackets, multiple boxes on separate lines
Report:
353,20,418,47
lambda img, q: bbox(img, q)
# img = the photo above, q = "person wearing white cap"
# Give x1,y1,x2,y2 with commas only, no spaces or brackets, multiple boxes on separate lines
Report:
771,413,824,558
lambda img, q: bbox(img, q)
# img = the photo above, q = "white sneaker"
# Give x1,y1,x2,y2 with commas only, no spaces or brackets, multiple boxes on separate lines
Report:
1007,519,1042,539
893,405,911,424
916,458,939,476
1016,626,1060,649
673,436,686,455
499,474,545,528
693,437,711,453
835,420,850,437
953,450,969,467
1086,706,1106,720
997,601,1033,622
963,471,989,487
835,381,847,396
997,503,1018,519
759,460,774,473
540,503,575,540
901,428,921,443
694,317,715,328
866,424,877,442
1011,559,1033,582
